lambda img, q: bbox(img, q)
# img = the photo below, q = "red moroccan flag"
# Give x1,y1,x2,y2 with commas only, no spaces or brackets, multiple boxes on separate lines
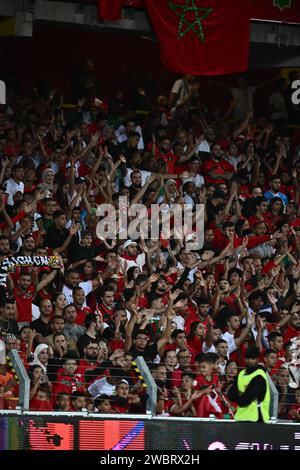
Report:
145,0,251,76
251,0,300,24
98,0,122,21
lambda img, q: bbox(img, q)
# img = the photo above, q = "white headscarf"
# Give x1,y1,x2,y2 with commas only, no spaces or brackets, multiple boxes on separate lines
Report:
29,343,49,373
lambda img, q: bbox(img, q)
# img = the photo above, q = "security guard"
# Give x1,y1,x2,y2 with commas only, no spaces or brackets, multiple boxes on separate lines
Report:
228,346,271,423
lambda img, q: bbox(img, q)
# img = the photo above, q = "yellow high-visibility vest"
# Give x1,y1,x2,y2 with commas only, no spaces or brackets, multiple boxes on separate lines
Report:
235,368,270,423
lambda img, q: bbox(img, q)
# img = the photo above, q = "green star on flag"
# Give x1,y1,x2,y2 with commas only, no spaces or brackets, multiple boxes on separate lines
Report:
168,0,213,42
273,0,292,10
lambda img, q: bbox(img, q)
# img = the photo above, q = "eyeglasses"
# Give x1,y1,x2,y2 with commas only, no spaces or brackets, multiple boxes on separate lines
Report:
65,361,77,366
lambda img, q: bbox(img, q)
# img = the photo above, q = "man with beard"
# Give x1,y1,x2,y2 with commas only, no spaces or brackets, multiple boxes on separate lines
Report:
128,170,161,204
184,296,211,335
0,299,19,337
18,234,35,256
0,236,11,260
128,169,142,200
155,137,178,173
283,311,300,343
72,287,92,326
202,143,234,185
62,268,102,305
77,340,104,381
116,118,144,150
122,151,151,188
119,240,145,270
97,284,116,322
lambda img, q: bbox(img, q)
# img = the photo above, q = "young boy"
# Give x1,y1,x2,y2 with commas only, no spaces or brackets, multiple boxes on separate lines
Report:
94,394,115,413
52,351,85,405
193,353,223,418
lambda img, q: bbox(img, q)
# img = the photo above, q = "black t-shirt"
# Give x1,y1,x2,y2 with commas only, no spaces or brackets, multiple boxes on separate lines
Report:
0,318,19,337
68,244,101,264
30,318,52,338
45,225,69,250
129,342,158,362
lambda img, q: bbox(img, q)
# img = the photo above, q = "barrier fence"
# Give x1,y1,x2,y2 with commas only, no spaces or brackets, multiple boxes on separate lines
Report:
0,413,299,450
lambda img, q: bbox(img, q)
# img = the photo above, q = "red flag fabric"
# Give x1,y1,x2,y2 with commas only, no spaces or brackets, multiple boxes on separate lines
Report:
145,0,250,76
251,0,300,24
98,0,122,21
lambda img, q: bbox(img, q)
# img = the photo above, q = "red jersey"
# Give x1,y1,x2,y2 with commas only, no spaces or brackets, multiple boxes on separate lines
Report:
194,373,219,390
283,325,300,343
52,371,85,403
75,306,92,326
202,158,234,185
29,398,53,412
187,337,203,358
14,284,36,323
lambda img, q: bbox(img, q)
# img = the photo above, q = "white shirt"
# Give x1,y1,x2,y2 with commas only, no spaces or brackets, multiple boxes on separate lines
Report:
184,193,196,209
88,377,116,397
32,303,41,322
123,168,151,188
62,280,93,306
116,124,144,150
119,253,145,270
182,174,204,188
4,178,24,205
202,342,216,354
172,315,185,330
221,331,237,355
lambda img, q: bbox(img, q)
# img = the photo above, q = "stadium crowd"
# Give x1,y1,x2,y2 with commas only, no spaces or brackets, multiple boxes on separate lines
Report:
0,62,300,420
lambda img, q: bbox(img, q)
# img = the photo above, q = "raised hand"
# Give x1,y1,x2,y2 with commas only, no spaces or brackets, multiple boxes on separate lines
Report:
69,223,81,236
199,186,207,203
246,314,256,328
91,132,101,145
150,273,160,283
170,288,182,302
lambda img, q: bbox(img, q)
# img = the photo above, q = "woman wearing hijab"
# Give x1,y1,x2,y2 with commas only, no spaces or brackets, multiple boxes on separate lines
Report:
38,168,55,198
29,343,50,374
